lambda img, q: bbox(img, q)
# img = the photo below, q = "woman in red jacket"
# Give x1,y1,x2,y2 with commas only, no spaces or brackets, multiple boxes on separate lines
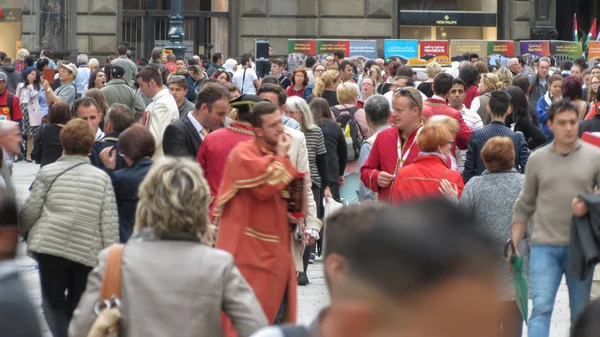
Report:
391,124,464,203
286,68,308,98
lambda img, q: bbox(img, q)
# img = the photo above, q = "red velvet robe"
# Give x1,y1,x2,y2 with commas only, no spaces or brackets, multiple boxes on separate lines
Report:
359,124,422,203
197,121,255,205
214,139,299,333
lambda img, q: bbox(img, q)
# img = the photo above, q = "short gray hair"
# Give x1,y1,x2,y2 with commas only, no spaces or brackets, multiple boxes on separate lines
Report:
151,47,163,60
364,95,390,126
539,57,551,66
508,58,519,67
87,58,99,69
77,54,89,65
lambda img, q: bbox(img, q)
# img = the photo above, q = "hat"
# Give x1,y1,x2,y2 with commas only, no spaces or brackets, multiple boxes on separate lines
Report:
0,72,6,82
111,65,125,78
229,94,268,116
58,62,78,78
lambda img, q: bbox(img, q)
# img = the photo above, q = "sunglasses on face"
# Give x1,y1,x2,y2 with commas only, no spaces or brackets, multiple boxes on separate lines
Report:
394,87,419,107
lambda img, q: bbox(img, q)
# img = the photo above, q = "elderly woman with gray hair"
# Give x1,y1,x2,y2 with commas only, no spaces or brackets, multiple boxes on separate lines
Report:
69,157,268,337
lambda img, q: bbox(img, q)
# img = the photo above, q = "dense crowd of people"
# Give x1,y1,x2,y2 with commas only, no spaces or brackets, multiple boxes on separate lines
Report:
2,46,600,337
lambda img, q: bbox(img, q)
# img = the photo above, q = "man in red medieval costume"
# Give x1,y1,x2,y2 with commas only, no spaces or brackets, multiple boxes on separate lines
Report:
214,101,302,334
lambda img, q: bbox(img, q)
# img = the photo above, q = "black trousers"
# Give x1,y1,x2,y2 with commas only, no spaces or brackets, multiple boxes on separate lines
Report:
37,253,93,337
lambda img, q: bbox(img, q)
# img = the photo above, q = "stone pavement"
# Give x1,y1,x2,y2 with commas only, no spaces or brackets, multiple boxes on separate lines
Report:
12,161,570,336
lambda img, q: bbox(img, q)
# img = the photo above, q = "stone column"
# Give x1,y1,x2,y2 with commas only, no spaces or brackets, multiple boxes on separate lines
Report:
530,0,558,39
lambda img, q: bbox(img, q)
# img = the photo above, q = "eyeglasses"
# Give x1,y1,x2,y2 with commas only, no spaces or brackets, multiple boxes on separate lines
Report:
314,68,325,73
450,89,465,94
394,87,419,107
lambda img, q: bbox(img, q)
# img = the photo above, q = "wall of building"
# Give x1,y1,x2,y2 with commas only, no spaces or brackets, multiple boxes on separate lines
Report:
76,0,118,59
229,0,397,57
1,0,23,59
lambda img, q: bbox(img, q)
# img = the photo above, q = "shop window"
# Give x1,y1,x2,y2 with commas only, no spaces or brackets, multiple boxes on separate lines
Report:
399,0,497,12
399,26,433,40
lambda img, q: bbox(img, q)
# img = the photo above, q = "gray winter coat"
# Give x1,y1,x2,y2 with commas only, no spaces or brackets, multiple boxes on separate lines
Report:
19,155,119,267
459,169,529,301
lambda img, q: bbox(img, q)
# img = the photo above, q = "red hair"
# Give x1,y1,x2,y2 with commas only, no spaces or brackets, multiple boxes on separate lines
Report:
291,68,309,86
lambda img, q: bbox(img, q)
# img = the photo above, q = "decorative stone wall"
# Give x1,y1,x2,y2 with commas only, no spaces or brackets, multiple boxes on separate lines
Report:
502,0,535,40
76,0,118,58
230,0,395,57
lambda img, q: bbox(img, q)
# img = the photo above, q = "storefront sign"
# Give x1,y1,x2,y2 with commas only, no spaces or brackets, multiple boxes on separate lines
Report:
487,41,515,57
588,41,600,61
519,41,551,57
384,40,419,59
288,39,317,56
399,10,496,27
550,40,582,59
349,40,377,60
0,8,21,22
450,40,488,59
317,40,350,56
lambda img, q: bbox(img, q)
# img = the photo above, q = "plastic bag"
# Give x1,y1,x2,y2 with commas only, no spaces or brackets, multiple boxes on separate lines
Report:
323,197,344,219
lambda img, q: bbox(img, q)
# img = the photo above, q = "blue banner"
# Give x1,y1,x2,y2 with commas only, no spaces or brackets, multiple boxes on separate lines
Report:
384,40,419,60
348,40,378,60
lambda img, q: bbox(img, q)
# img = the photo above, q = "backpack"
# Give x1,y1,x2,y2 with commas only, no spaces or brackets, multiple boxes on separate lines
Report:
333,106,364,162
0,92,14,120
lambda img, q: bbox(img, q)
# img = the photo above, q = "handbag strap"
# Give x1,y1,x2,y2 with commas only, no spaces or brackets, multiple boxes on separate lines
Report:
47,162,87,190
98,243,124,334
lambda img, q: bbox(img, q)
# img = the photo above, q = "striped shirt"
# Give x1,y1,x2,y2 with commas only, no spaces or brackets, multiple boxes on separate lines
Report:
457,104,484,173
304,127,327,187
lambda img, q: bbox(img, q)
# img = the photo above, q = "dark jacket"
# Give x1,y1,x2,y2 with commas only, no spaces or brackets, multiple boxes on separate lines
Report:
32,123,63,167
0,65,23,93
529,74,549,106
162,114,203,158
0,263,42,337
579,114,600,137
463,121,530,183
320,119,347,186
95,131,127,170
570,193,600,281
108,158,153,242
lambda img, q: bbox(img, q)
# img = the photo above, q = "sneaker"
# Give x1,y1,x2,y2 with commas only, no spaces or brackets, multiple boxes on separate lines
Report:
308,253,315,264
298,272,309,286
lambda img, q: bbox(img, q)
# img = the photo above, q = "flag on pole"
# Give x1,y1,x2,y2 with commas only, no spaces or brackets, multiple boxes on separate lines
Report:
584,18,597,57
596,26,600,41
574,14,579,42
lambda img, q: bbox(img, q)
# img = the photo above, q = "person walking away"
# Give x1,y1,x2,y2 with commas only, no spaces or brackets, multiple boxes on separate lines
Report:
74,54,91,98
357,95,389,201
232,55,260,95
101,66,145,121
69,157,268,337
360,87,424,202
417,61,441,98
579,90,600,136
537,74,563,142
32,102,71,167
453,136,528,337
471,73,504,125
463,90,529,183
504,86,547,149
459,64,480,109
511,99,600,337
95,104,135,171
15,68,43,162
561,76,588,120
111,44,138,87
214,101,301,331
312,70,341,106
0,57,23,93
19,118,119,337
137,66,179,159
391,124,464,202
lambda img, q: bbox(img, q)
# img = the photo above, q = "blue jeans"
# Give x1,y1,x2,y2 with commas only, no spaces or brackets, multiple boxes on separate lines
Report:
528,245,593,337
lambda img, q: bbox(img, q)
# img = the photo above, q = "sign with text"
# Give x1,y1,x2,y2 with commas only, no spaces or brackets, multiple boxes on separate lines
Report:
349,40,378,60
413,40,450,66
519,40,551,57
588,41,600,61
317,40,350,56
399,10,496,27
288,39,317,56
487,41,515,57
384,40,419,60
450,40,488,59
550,40,582,59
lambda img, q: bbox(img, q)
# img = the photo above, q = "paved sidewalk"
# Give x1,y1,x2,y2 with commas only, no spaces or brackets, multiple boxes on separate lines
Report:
12,161,570,336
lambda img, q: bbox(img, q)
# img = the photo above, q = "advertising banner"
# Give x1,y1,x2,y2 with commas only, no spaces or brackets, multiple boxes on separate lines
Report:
411,40,450,66
519,40,551,57
287,39,317,71
348,40,378,60
550,40,582,64
487,41,515,68
317,40,350,56
588,41,600,62
450,40,488,61
384,39,419,61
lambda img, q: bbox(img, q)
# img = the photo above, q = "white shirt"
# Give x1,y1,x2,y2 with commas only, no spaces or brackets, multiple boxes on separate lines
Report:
232,67,258,95
95,128,105,141
456,104,484,173
145,88,180,159
186,111,207,139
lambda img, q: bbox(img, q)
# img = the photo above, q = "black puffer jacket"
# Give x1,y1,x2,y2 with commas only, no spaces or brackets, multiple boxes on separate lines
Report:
0,65,23,93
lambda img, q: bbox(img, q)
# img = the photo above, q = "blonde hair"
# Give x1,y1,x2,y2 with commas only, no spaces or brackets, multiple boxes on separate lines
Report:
135,157,211,237
314,69,339,97
426,115,459,136
393,87,423,116
368,66,382,85
286,96,317,132
87,58,100,70
336,82,359,104
480,73,504,93
496,67,513,87
425,61,441,79
16,48,29,61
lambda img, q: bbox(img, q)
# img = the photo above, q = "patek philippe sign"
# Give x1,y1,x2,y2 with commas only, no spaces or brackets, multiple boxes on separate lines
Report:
0,8,22,22
399,10,497,27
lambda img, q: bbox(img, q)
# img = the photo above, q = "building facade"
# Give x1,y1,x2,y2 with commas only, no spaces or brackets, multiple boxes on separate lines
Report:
0,0,596,60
